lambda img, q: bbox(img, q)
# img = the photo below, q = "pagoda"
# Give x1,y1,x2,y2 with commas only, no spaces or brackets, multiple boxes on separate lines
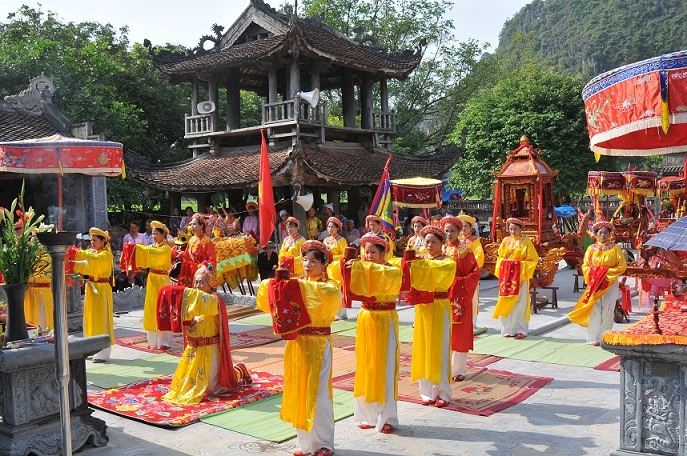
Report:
125,0,460,221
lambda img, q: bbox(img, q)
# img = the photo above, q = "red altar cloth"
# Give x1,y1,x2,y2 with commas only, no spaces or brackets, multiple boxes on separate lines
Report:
603,302,687,346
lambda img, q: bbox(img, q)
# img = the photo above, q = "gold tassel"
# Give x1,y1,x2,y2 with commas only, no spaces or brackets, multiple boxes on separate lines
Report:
121,161,126,180
594,152,601,163
662,99,670,134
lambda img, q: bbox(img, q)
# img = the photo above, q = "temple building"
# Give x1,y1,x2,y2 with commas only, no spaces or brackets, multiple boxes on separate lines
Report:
125,0,460,225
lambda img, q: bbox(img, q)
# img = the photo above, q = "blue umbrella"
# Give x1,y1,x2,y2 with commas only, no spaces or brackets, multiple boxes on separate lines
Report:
555,205,577,218
645,216,687,251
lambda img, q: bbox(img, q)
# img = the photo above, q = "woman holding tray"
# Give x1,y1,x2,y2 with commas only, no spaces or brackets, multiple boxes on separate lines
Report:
257,240,341,456
568,220,627,345
346,233,402,433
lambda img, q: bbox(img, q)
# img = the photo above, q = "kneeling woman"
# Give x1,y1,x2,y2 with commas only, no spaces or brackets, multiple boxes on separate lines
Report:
257,240,341,456
348,233,402,433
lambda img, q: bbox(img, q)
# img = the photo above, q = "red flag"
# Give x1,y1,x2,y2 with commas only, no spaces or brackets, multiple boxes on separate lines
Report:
258,129,276,247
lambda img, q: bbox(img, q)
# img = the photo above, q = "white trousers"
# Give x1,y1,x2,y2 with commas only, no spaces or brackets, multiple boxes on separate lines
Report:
500,280,530,336
147,331,173,350
451,351,468,377
296,340,335,454
354,316,399,431
588,284,619,344
418,306,452,402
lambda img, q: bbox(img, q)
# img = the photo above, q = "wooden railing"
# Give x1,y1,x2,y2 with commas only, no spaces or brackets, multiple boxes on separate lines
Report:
185,113,214,136
262,98,328,125
372,111,396,132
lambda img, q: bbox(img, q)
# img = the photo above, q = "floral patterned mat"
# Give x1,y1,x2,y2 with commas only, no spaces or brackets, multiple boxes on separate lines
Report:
87,371,283,427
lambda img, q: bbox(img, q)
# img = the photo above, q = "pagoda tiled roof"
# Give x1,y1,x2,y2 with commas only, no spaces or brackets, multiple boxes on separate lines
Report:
153,17,422,83
125,142,459,192
0,111,60,141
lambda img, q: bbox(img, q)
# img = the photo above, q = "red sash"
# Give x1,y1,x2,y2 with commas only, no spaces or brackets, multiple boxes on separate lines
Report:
279,256,295,275
119,243,137,274
578,266,609,306
400,254,434,305
156,285,186,333
267,278,311,340
65,246,79,286
498,259,521,297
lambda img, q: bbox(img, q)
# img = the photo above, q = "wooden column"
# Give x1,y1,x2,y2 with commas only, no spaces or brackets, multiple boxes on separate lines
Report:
380,76,388,112
348,186,361,227
310,69,320,92
226,69,240,130
342,73,356,128
360,75,373,130
268,67,278,103
289,53,300,99
327,188,340,214
191,77,199,115
169,192,181,214
208,78,219,132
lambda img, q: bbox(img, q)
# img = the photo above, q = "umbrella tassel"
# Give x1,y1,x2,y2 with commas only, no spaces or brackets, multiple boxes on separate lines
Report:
660,70,669,134
121,161,126,180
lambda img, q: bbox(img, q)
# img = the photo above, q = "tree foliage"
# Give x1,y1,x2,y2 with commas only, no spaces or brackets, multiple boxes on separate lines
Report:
448,67,615,199
0,6,191,213
301,0,497,152
499,0,687,79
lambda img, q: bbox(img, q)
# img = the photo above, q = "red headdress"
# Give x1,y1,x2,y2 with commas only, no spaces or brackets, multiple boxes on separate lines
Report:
440,216,463,230
286,216,300,228
301,240,333,264
411,216,428,226
327,216,343,229
420,225,445,241
360,233,389,253
192,212,206,227
195,260,218,288
365,215,383,225
593,220,613,232
506,217,525,227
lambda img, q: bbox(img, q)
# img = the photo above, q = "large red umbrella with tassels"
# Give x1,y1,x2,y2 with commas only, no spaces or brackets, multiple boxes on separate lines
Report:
582,50,687,156
0,134,124,230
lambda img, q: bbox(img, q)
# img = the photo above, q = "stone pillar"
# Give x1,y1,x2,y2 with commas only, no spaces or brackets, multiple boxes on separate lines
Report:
226,69,240,130
349,186,361,227
360,75,373,130
89,176,108,229
311,69,320,92
268,68,278,103
380,76,388,112
289,54,300,99
327,188,340,214
342,73,356,128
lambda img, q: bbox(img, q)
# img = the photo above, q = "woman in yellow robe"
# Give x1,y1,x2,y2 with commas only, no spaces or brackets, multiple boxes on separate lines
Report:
493,217,538,339
257,240,340,456
348,233,402,433
25,252,53,329
409,225,456,408
73,227,114,362
278,217,306,276
133,221,172,350
458,214,484,328
324,216,348,319
568,221,627,345
162,263,250,405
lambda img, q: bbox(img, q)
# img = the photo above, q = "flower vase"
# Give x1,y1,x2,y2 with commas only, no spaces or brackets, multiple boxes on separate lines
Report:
4,283,29,345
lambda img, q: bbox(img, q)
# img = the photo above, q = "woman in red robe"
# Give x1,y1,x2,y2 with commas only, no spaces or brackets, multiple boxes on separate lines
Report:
176,213,216,287
442,216,480,382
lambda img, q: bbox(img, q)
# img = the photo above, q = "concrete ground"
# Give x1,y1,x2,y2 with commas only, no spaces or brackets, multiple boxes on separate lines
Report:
78,264,644,456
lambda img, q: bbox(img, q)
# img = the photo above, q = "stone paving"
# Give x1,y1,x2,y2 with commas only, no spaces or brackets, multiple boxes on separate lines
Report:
78,265,644,456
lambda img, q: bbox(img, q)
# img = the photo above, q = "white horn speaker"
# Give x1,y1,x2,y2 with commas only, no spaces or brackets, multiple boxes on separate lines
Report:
197,100,216,114
293,193,314,211
296,88,319,108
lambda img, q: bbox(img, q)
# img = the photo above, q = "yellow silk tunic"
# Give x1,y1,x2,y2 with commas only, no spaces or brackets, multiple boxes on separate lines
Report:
568,242,627,327
279,234,306,276
134,242,172,332
257,276,340,431
493,235,538,320
25,253,53,329
460,234,485,268
350,261,402,404
74,249,115,343
324,235,348,285
163,288,221,405
409,256,456,384
406,234,426,255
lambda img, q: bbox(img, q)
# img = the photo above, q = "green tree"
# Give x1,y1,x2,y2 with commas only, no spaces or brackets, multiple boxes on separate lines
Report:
448,67,615,199
302,0,497,152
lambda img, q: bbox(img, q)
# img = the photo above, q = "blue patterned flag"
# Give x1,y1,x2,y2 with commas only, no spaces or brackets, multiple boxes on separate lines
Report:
369,155,395,240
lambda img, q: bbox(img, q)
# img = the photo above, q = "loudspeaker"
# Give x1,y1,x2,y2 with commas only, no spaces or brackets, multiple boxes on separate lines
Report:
197,100,216,114
296,88,319,108
293,193,314,211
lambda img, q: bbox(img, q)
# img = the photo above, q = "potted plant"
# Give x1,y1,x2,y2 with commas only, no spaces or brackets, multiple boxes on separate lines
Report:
0,182,54,345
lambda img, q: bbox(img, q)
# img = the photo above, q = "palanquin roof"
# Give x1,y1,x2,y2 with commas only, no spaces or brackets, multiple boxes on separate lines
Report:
125,142,459,193
151,0,423,88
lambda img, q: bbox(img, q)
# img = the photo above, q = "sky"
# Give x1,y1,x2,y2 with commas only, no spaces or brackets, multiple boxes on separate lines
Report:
0,0,532,52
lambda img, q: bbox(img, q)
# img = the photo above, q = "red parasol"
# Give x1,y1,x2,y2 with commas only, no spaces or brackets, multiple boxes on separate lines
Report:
582,50,687,156
0,134,124,230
